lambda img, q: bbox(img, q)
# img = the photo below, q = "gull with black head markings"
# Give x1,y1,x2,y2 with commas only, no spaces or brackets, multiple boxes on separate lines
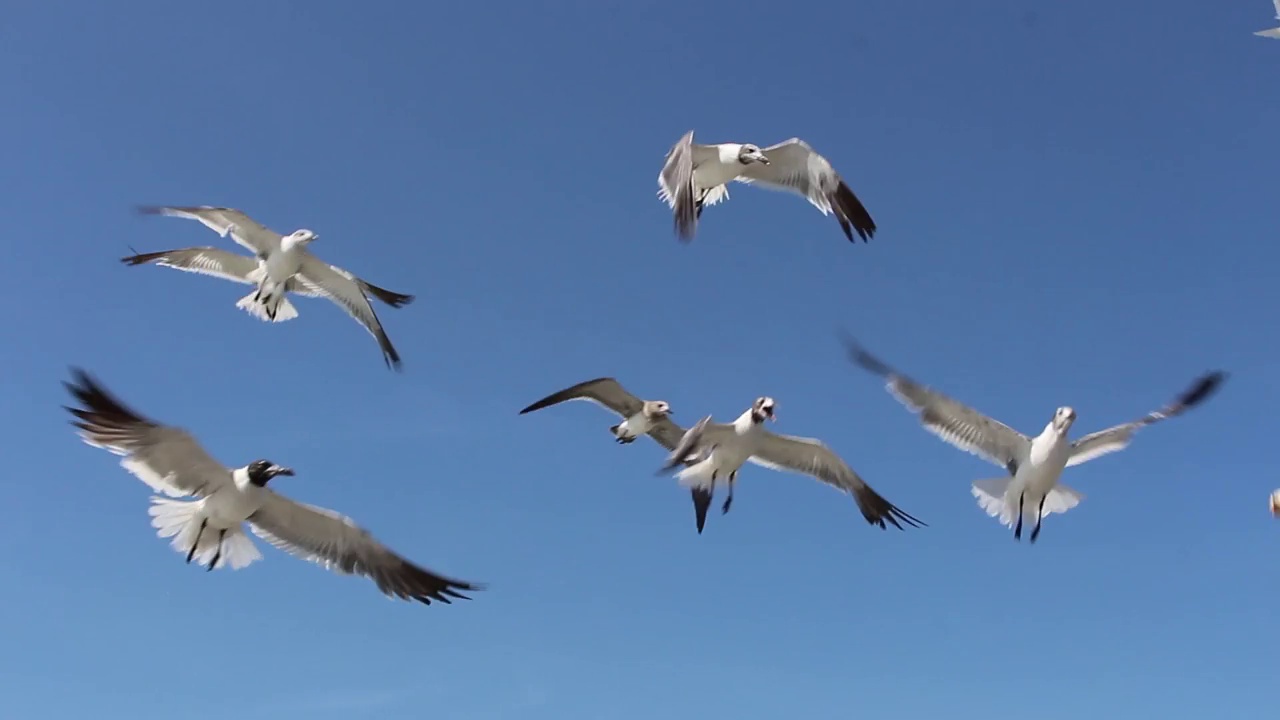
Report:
63,368,481,605
657,396,925,535
128,205,414,370
842,333,1227,543
657,130,878,244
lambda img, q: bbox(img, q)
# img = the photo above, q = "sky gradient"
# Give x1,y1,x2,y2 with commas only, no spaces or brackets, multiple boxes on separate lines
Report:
1,1,1277,718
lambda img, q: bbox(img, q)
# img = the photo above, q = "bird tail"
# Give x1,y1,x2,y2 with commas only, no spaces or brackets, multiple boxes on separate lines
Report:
970,478,1084,528
235,290,298,323
147,497,262,570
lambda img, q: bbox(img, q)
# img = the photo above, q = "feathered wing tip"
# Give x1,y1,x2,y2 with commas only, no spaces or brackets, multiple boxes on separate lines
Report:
852,485,926,530
120,249,174,266
148,498,263,570
1175,371,1227,411
62,368,155,448
360,280,414,309
831,180,877,243
384,559,485,606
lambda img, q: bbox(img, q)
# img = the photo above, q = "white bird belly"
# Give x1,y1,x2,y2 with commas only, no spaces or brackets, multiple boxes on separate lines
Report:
619,413,652,437
202,486,265,528
264,249,303,284
675,440,753,488
692,161,742,193
1017,439,1070,499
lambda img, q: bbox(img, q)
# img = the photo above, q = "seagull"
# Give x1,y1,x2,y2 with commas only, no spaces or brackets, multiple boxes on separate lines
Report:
1271,489,1280,518
1256,0,1280,38
518,377,681,446
129,205,414,370
842,335,1226,543
63,368,481,605
657,130,877,244
656,396,925,534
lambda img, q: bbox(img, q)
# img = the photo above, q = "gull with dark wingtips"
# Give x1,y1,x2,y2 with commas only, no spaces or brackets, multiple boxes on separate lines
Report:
128,205,413,370
657,396,925,534
842,334,1227,543
63,368,481,605
657,130,878,244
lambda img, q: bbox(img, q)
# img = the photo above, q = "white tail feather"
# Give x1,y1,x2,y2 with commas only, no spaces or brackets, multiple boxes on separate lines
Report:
970,478,1085,528
674,463,716,490
147,497,262,570
235,291,298,323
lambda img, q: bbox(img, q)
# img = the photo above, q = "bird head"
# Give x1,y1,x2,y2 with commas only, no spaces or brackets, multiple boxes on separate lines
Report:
290,229,319,245
645,400,673,418
245,459,295,487
1051,406,1076,434
751,396,777,423
738,144,769,165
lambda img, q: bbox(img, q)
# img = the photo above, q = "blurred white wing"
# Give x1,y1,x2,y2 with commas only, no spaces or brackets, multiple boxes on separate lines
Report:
138,205,283,256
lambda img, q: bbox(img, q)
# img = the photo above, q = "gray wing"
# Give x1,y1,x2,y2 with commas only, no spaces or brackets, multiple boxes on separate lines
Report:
63,368,232,498
656,414,717,472
748,430,925,529
735,138,877,242
121,246,263,286
656,130,700,242
1067,371,1227,467
293,255,403,370
518,377,645,419
843,335,1031,474
137,205,283,256
247,492,482,605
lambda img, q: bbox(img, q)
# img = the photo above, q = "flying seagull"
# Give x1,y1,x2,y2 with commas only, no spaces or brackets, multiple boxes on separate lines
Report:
1271,489,1280,518
128,205,413,370
63,368,481,605
1256,0,1280,38
657,130,877,244
518,377,681,446
656,396,925,534
842,335,1226,543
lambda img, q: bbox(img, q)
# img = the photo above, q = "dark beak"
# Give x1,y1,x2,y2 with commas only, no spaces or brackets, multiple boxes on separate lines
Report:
271,465,295,478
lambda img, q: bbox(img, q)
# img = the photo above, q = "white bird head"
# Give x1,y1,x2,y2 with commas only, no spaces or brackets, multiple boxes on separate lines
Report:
245,459,295,487
751,396,777,423
1051,406,1077,434
643,400,673,418
289,229,319,245
737,144,770,166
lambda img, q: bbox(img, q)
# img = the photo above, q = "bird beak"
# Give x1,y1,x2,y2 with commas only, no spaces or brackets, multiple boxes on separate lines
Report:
756,154,771,165
271,465,295,478
767,408,776,421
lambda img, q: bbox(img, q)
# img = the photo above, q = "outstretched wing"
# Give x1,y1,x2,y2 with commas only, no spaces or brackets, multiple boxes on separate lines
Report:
63,368,232,498
1067,371,1227,467
736,138,877,242
248,492,482,605
293,256,403,370
137,205,283,256
121,246,263,286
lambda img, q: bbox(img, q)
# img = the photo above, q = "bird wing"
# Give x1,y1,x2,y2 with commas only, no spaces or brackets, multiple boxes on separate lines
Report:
63,368,233,498
518,377,646,419
656,130,700,241
1273,0,1280,19
656,414,721,472
137,205,283,256
293,255,403,370
843,335,1031,473
120,246,263,286
1066,371,1227,467
247,492,481,605
747,430,925,529
734,138,877,242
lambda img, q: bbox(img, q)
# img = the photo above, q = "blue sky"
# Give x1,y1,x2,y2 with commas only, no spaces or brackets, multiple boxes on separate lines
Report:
1,0,1276,717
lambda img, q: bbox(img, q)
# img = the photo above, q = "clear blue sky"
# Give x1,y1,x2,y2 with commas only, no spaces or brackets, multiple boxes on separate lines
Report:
1,1,1276,718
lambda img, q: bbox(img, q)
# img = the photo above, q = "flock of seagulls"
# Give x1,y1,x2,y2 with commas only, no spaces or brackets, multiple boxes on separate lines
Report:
68,126,1234,609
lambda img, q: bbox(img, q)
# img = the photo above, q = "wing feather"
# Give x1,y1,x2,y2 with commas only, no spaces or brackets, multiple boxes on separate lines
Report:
248,493,481,605
294,256,403,370
137,205,283,256
121,246,263,286
63,368,231,498
736,138,877,242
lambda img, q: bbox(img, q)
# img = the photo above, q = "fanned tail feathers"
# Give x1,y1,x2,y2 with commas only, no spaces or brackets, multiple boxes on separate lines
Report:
970,478,1084,528
235,292,299,323
148,497,262,570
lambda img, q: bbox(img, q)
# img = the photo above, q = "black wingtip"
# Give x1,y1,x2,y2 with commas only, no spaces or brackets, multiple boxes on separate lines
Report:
832,181,876,244
1180,371,1227,408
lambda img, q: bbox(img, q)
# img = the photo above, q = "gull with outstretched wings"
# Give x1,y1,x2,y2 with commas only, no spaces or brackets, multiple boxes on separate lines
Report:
843,334,1226,543
127,205,413,370
657,131,878,244
63,368,481,605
